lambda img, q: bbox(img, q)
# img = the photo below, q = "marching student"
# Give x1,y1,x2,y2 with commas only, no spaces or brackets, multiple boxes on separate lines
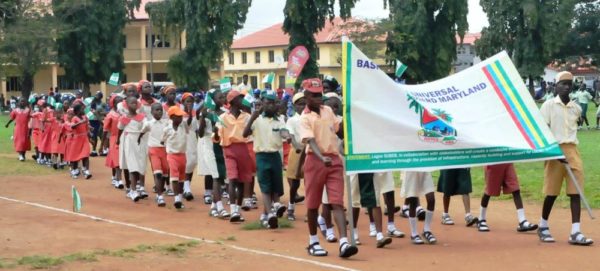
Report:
438,168,478,227
39,100,55,166
201,89,230,218
30,99,44,162
162,105,192,209
181,92,198,201
298,78,358,258
215,89,254,223
402,171,437,244
477,164,538,232
5,97,31,161
50,104,66,169
538,71,593,245
67,103,92,179
354,173,394,248
117,96,148,202
103,95,125,189
285,92,307,220
117,83,139,192
143,103,170,207
367,173,405,239
240,95,258,211
243,89,289,229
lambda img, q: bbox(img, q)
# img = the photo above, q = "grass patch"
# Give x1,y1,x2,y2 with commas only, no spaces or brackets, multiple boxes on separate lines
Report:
1,241,203,269
0,156,62,176
241,218,294,230
0,114,13,154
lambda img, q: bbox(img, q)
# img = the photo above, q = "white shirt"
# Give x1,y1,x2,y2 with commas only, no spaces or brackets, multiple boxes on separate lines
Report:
162,121,189,154
540,96,581,144
143,118,169,147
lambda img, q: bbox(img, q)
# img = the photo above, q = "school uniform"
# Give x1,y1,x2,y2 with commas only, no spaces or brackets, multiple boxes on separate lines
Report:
401,171,435,198
30,112,43,149
218,111,253,182
298,105,344,209
118,113,147,174
250,114,286,196
143,118,170,175
437,168,472,196
163,121,189,182
50,120,64,155
65,115,91,162
484,164,520,196
183,112,199,174
197,116,220,178
103,111,121,169
285,112,305,179
39,109,55,154
540,96,584,196
9,108,31,152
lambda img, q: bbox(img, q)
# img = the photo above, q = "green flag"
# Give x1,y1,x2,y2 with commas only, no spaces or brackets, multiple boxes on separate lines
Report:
108,72,120,86
205,91,216,110
72,185,82,213
262,72,275,85
219,78,232,92
242,94,254,108
395,59,408,78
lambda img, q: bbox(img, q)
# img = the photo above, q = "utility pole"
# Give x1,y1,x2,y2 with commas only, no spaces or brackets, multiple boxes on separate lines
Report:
149,17,154,87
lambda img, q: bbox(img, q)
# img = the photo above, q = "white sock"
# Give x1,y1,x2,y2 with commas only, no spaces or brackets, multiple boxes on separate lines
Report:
352,228,359,238
184,181,191,193
339,237,348,246
539,218,549,228
409,217,418,237
517,208,526,223
318,216,327,231
571,223,581,234
309,234,319,245
139,186,145,191
216,201,224,211
442,212,449,217
376,232,384,241
175,194,182,202
479,207,487,221
326,227,335,237
230,204,238,213
369,222,376,232
205,189,212,196
210,202,216,209
465,212,472,218
387,222,396,232
288,203,295,210
424,210,434,232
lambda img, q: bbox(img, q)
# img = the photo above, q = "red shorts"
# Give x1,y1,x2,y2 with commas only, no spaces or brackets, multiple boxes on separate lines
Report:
167,153,186,182
247,142,257,174
282,142,291,167
484,163,520,197
223,143,253,183
303,153,344,209
149,147,169,175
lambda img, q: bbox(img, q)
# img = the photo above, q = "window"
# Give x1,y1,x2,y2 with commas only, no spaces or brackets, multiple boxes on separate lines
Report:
242,52,247,64
283,49,289,61
6,77,21,91
255,51,261,64
268,50,275,63
278,75,285,89
146,73,169,82
250,76,258,89
57,75,78,90
145,34,171,48
457,46,465,54
316,47,320,60
122,36,127,48
228,52,235,65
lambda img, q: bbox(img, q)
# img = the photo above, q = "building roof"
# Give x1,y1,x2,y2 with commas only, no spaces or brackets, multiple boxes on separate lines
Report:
458,33,481,45
132,0,159,20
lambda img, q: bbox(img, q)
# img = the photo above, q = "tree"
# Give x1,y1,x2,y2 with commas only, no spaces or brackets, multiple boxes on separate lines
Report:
555,1,600,66
0,1,60,98
385,0,468,83
53,0,141,96
283,0,358,87
476,0,580,95
146,0,251,89
332,18,393,64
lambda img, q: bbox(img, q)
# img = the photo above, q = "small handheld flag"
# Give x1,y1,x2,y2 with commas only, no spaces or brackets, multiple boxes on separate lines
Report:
395,59,408,78
72,185,82,213
242,94,255,108
205,92,216,110
108,72,120,86
262,72,275,85
220,78,232,92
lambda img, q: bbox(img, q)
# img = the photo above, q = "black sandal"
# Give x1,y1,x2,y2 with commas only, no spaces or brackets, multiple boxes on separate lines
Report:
307,242,328,257
517,220,538,232
423,231,437,244
339,242,358,258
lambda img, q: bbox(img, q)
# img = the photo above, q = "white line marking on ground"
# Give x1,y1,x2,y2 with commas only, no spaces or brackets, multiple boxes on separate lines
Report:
0,195,360,271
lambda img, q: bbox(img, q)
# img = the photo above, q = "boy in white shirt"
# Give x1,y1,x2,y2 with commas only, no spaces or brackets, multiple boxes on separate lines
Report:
162,105,191,209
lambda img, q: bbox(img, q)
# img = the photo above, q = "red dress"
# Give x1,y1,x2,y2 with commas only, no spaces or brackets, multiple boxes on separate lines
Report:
103,110,121,168
39,109,55,153
9,108,31,152
50,121,65,155
30,112,43,148
65,115,91,162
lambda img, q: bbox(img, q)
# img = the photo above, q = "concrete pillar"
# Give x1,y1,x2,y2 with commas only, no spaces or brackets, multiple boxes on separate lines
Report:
256,71,261,89
141,63,147,81
140,25,147,61
100,81,107,97
1,77,7,101
51,65,58,89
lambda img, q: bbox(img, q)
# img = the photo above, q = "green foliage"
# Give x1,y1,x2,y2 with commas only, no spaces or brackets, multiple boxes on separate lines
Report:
333,18,392,64
0,1,60,98
385,0,468,83
555,1,600,65
53,0,141,96
476,0,579,94
283,0,358,87
241,218,294,230
146,0,251,89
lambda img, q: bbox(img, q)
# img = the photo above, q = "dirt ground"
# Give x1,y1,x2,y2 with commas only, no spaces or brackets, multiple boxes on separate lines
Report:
1,157,599,270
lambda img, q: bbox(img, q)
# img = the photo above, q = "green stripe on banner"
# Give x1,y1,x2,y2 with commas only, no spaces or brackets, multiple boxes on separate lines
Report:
345,42,354,154
494,60,549,147
345,144,564,172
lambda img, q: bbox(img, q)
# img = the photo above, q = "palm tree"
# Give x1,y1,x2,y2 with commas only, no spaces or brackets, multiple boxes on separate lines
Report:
407,94,424,126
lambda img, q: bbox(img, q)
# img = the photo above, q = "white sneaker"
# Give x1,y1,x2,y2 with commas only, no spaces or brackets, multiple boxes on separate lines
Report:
18,155,25,161
71,169,79,179
129,190,140,202
117,180,125,189
369,224,377,237
138,187,149,199
111,178,117,187
83,170,92,179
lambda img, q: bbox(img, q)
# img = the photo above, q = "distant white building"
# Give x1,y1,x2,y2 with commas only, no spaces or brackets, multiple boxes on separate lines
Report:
453,33,481,73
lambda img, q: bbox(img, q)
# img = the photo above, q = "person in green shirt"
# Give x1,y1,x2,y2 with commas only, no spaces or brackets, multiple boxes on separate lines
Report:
571,84,593,129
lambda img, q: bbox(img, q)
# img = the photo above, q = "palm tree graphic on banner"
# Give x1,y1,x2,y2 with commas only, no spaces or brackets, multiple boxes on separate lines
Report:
407,95,457,145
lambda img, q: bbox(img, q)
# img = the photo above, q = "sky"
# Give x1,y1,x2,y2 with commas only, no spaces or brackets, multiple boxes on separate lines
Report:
237,0,489,37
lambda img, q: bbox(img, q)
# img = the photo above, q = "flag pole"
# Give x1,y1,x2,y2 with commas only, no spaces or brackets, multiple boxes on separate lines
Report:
563,163,595,219
345,175,356,246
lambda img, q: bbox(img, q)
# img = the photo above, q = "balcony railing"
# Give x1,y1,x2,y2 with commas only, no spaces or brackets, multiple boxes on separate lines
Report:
123,48,181,63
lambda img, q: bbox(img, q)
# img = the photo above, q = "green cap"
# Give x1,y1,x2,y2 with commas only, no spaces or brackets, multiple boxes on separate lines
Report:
260,89,277,101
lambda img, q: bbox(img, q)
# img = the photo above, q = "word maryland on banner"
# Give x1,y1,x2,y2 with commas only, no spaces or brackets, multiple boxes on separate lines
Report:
341,40,564,174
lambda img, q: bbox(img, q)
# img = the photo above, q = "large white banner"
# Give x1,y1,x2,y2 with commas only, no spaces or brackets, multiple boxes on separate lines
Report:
341,40,564,174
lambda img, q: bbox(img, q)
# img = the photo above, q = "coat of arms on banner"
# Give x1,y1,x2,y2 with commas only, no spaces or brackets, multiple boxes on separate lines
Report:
408,95,457,145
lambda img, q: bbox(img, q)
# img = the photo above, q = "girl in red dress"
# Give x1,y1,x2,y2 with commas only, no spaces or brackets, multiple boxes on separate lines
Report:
5,98,31,161
67,103,92,179
39,102,55,166
103,95,124,189
50,105,65,169
30,100,44,163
